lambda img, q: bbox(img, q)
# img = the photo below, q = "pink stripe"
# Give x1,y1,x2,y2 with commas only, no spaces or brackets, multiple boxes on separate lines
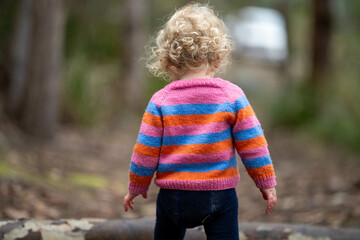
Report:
155,176,240,191
233,116,260,132
167,78,245,104
131,152,158,168
150,88,167,106
237,145,269,160
224,82,245,103
159,148,235,164
128,182,149,194
254,176,276,188
164,87,229,105
140,122,163,137
164,122,231,136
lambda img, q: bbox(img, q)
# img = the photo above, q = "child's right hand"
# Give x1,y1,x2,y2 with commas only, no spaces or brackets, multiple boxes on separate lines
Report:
259,187,277,214
123,192,148,212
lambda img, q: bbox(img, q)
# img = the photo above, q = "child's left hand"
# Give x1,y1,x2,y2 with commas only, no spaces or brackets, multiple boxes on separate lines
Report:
259,187,277,214
123,192,148,211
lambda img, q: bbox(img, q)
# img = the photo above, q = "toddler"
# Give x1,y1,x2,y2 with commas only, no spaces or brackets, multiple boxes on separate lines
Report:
123,3,277,240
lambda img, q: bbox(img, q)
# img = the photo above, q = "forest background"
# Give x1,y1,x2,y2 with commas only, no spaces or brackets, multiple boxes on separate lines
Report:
0,0,359,229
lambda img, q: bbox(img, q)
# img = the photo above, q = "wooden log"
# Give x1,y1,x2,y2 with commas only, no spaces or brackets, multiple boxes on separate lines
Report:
0,218,359,240
238,222,360,240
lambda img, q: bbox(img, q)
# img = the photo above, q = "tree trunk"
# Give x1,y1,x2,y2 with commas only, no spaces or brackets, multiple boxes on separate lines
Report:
121,0,148,112
8,0,33,116
276,0,292,85
311,0,332,87
19,0,64,138
1,218,359,240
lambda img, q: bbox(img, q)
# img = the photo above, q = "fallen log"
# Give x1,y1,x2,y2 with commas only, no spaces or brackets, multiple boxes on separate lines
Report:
0,217,359,240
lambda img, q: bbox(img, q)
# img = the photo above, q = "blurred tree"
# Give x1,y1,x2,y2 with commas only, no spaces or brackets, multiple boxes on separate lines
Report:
121,0,148,111
8,0,32,117
8,0,64,138
276,0,292,84
311,0,332,88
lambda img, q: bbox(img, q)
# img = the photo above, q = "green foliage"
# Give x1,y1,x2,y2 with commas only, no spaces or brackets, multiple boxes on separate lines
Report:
271,81,360,154
68,172,108,189
312,108,360,153
271,83,316,127
62,54,118,126
270,0,360,155
0,161,12,177
61,1,124,126
62,55,95,126
0,0,17,53
145,74,168,101
0,157,69,190
0,150,11,177
64,0,121,61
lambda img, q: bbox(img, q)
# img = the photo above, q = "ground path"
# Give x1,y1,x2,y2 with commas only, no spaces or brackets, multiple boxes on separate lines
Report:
0,119,359,228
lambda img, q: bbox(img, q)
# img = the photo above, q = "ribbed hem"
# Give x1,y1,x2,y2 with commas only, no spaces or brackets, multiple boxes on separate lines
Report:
128,182,149,194
155,176,240,191
254,176,277,189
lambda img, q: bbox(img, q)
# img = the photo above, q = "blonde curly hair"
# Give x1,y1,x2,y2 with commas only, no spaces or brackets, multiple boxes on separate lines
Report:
146,3,233,80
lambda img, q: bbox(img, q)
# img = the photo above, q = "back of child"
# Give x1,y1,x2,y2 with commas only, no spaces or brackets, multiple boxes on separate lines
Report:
123,3,277,240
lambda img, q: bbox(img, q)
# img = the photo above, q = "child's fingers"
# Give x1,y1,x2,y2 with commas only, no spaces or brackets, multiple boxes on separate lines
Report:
123,199,129,212
265,196,277,214
260,187,277,214
266,202,272,214
123,193,136,212
124,198,132,212
262,192,268,200
124,192,147,212
265,202,271,214
124,199,134,212
129,200,134,210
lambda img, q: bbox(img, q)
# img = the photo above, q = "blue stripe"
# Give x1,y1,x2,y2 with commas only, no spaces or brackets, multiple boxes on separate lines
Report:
158,156,237,173
163,128,232,146
233,125,263,141
161,102,234,116
130,162,156,176
234,95,250,111
137,133,162,147
241,155,272,169
146,101,162,116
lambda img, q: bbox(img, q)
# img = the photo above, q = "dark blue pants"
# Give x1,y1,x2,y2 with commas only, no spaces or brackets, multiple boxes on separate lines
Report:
154,188,239,240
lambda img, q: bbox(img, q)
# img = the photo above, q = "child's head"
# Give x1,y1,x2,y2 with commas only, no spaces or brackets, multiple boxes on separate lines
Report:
147,3,233,80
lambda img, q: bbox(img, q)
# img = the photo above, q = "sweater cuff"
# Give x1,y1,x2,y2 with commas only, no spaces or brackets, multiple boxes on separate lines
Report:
254,176,276,189
128,182,149,194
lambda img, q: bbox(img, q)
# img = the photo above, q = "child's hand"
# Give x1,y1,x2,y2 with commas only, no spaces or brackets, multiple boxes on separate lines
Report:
260,187,277,214
123,192,148,212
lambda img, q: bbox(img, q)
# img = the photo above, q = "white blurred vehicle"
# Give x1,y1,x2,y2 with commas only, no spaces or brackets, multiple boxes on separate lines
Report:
226,7,288,64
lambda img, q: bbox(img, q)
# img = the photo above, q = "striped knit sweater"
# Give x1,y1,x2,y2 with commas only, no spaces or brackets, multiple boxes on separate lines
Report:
128,78,276,194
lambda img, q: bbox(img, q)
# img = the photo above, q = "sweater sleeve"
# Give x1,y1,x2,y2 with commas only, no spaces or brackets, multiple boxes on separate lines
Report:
128,99,163,194
231,89,276,189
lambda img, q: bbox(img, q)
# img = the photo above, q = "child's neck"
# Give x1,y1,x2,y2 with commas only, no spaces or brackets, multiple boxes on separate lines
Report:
177,67,215,81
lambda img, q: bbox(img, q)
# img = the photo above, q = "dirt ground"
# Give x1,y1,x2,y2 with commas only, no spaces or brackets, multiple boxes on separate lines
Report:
0,115,360,230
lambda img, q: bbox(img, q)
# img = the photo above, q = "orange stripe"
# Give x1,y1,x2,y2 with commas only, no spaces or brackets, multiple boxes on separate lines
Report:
129,172,153,186
134,143,161,158
161,139,233,155
156,167,239,181
163,112,234,126
246,165,275,180
234,135,267,151
236,105,255,122
143,112,162,127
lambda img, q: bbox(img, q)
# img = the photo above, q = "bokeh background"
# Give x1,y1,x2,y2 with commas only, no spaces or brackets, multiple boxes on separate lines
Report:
0,0,359,228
